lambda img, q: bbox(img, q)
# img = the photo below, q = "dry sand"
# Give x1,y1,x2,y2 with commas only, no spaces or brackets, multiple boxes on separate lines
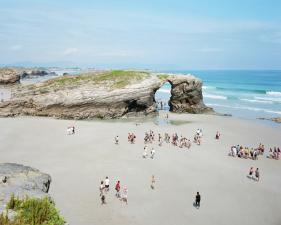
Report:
0,112,281,225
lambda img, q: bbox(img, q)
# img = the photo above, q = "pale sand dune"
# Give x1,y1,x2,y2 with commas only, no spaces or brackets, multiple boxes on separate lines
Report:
0,113,281,225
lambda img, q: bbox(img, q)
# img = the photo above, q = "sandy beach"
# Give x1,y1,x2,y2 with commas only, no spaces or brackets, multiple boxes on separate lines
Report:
0,113,280,225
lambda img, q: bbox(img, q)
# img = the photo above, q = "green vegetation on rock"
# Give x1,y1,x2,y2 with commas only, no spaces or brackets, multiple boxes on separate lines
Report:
46,70,150,89
0,195,65,225
157,74,169,81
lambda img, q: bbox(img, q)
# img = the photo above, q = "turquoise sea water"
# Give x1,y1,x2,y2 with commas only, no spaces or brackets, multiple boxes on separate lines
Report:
156,70,281,121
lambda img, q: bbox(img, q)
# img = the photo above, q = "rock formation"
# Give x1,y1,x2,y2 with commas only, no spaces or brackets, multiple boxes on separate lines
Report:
0,163,51,213
0,68,21,84
21,69,56,79
166,74,213,113
0,70,213,119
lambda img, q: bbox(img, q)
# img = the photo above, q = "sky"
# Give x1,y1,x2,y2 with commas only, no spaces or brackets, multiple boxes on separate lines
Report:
0,0,281,69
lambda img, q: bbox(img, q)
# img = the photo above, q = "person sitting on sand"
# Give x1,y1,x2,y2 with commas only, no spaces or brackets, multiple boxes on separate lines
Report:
115,181,121,198
115,136,119,145
255,168,260,182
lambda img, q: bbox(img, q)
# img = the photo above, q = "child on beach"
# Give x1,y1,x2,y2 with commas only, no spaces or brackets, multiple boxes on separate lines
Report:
143,146,148,158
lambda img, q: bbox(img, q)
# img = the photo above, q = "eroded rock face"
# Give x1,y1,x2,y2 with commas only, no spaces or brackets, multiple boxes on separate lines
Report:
0,73,162,119
0,163,51,213
0,69,21,84
0,71,212,119
167,75,213,113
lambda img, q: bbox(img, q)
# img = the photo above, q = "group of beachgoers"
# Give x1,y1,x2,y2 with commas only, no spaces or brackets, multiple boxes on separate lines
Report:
248,167,260,181
127,133,136,144
99,176,128,205
229,143,265,160
268,147,280,160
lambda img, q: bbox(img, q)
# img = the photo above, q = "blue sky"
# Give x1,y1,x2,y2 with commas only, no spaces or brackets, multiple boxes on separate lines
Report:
0,0,281,69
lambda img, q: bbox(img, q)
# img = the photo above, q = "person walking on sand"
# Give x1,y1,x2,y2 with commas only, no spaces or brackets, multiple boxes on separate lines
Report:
151,147,155,159
99,181,106,205
121,186,128,205
195,192,201,209
115,136,119,145
104,176,110,192
255,168,260,182
249,167,254,179
151,175,155,189
115,180,121,198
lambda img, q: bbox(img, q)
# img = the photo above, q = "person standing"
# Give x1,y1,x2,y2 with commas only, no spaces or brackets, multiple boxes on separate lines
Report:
249,167,254,179
104,176,110,192
151,175,155,189
195,192,201,209
255,168,260,182
151,148,155,159
99,181,106,205
115,180,121,198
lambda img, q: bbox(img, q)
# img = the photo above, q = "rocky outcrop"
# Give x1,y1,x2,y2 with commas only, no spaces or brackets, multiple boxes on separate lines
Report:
21,69,56,79
258,117,281,123
0,163,51,213
167,74,213,113
0,68,21,84
0,70,212,119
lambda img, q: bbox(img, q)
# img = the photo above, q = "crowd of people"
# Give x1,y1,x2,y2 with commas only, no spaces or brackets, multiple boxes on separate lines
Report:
229,143,265,160
99,176,128,205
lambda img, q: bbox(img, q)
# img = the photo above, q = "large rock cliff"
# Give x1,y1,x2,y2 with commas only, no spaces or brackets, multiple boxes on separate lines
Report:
0,70,212,119
0,163,51,213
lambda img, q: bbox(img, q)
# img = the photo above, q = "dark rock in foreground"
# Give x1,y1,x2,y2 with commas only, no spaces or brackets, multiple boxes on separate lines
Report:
0,163,51,213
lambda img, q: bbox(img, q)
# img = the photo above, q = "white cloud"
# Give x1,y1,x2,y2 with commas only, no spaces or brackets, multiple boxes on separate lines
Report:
10,45,22,51
63,47,79,56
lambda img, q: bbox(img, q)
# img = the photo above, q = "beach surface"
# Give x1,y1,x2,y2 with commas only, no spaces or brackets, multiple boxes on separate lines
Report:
0,113,281,225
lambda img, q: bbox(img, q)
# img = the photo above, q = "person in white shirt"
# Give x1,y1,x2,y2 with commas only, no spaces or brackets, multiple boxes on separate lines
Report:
104,176,110,192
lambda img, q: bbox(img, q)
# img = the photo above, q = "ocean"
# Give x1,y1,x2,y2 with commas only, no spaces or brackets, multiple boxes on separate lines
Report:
155,70,281,121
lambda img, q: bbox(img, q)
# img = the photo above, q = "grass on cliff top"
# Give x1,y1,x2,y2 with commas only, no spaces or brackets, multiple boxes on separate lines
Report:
47,70,150,89
0,194,65,225
157,74,169,80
